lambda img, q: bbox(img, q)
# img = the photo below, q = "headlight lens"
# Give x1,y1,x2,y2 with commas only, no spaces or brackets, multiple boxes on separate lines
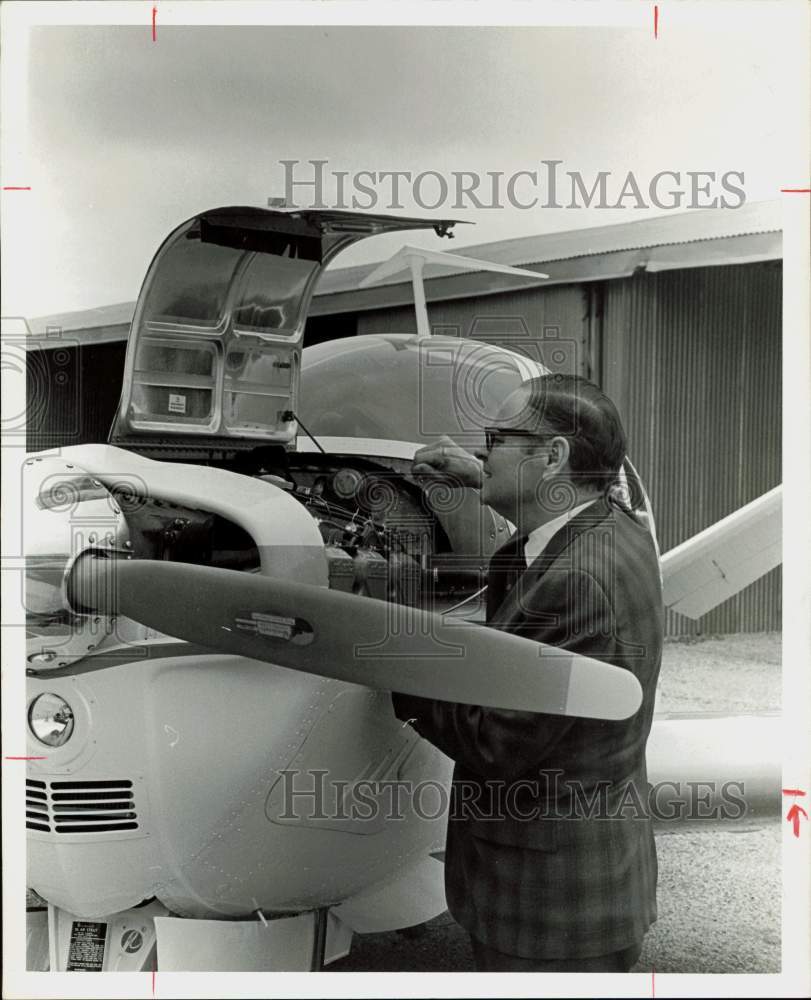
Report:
28,693,75,747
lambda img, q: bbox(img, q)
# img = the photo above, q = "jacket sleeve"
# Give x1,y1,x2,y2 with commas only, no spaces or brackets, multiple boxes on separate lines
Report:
391,568,619,780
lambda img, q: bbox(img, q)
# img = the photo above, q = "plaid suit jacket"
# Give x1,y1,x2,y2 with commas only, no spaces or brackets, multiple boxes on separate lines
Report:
392,496,664,959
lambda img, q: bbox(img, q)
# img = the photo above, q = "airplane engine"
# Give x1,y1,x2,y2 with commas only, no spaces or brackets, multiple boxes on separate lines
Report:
24,447,453,932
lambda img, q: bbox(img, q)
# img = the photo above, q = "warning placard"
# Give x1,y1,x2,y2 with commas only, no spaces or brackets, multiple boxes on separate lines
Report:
66,921,107,971
168,393,187,414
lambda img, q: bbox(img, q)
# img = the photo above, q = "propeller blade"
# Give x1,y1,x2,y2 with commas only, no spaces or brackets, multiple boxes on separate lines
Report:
69,557,642,720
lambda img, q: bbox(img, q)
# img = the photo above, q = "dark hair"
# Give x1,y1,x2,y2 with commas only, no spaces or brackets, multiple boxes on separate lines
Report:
518,374,627,489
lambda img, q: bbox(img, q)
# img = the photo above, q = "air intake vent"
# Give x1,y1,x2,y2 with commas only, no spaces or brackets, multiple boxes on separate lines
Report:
26,779,139,834
26,779,50,832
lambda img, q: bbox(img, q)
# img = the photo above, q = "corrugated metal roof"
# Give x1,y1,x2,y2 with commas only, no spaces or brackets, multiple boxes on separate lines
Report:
28,301,134,339
27,200,781,342
316,199,781,294
308,232,781,317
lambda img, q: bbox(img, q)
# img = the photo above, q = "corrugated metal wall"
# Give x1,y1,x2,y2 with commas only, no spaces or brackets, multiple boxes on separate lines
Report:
26,342,127,451
356,285,591,375
601,262,782,635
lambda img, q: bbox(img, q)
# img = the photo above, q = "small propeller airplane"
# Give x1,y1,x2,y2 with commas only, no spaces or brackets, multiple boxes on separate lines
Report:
21,206,782,972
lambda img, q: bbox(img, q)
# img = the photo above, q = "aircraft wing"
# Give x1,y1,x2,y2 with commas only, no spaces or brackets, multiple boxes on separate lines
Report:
359,244,548,287
661,485,782,620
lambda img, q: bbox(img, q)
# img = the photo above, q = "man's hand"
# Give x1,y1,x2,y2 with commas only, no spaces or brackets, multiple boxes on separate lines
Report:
412,434,483,489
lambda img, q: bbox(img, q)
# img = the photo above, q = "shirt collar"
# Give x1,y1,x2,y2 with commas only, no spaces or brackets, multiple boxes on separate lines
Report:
523,499,598,567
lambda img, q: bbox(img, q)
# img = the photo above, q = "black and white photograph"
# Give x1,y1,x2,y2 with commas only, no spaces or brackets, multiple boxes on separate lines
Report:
2,2,809,997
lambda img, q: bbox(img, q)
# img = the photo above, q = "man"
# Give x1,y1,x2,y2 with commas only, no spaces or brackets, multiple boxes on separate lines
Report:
392,373,663,972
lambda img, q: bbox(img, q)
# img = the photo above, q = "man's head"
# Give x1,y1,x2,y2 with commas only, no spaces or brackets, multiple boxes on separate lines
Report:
478,374,627,526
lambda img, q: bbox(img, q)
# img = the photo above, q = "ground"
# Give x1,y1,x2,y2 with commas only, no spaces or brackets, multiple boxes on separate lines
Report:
331,632,782,973
653,631,781,715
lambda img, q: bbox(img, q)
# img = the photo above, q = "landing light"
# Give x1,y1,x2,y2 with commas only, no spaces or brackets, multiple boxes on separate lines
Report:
28,693,74,747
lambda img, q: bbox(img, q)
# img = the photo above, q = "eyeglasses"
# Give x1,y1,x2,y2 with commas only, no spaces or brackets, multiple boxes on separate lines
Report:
483,426,551,453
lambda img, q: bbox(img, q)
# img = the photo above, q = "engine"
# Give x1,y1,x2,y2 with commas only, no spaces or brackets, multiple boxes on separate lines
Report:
22,445,459,935
90,451,493,617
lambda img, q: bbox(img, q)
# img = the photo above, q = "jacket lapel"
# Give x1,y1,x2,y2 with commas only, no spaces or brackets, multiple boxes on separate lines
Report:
488,497,615,625
525,497,613,583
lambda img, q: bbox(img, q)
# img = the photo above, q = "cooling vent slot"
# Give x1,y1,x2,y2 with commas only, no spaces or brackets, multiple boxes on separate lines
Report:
26,779,50,832
26,779,139,834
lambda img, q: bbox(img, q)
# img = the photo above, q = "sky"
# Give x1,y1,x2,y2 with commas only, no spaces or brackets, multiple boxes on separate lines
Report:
1,9,803,319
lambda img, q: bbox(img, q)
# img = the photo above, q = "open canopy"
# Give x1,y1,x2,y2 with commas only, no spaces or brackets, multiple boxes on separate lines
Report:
109,207,458,448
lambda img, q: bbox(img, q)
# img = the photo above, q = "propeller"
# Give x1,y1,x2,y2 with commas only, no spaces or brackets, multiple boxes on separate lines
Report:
69,555,642,721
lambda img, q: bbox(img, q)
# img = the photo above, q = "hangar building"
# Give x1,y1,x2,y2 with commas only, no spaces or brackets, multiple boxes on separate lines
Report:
23,201,782,636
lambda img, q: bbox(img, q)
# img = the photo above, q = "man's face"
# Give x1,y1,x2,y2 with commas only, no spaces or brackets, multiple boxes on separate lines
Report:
478,386,551,521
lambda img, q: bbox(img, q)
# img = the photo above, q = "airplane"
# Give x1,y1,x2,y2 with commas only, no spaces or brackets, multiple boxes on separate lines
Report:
19,206,782,973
